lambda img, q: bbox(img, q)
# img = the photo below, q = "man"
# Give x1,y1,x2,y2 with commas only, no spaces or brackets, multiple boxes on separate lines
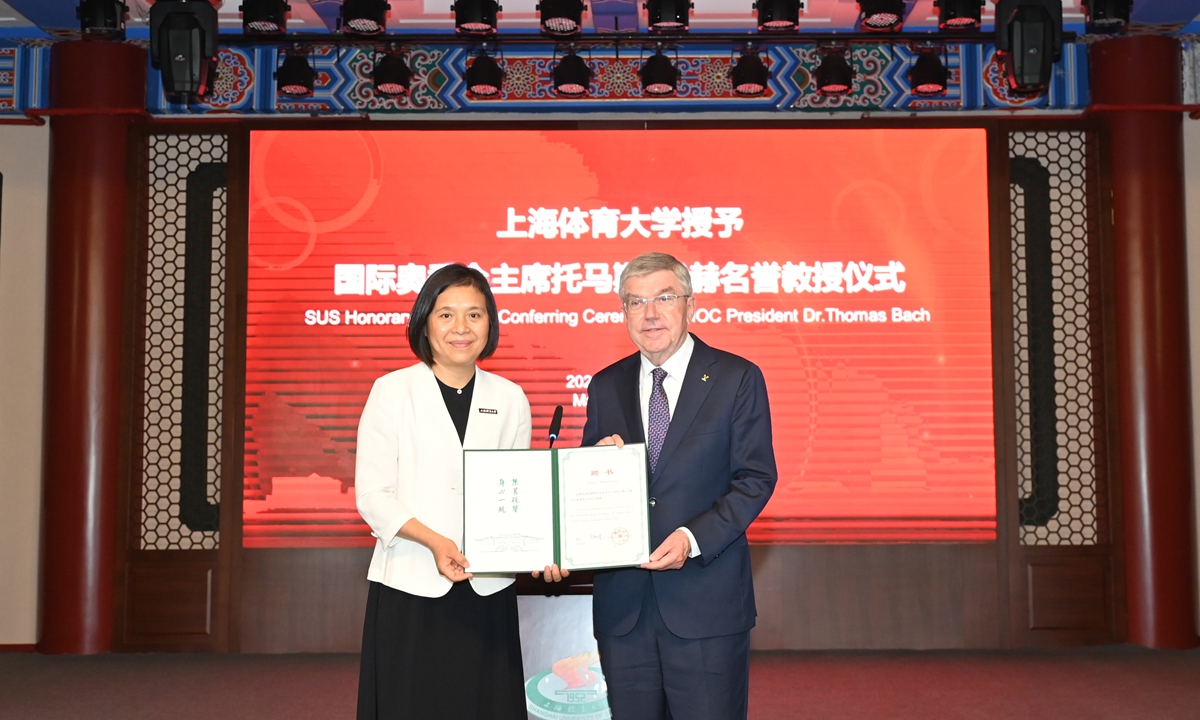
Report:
582,252,777,720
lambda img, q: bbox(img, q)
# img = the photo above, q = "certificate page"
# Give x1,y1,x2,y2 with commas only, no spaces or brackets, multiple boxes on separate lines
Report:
557,444,650,571
463,449,555,574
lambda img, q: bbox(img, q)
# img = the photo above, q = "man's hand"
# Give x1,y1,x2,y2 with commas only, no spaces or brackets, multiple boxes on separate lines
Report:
641,530,691,571
531,564,571,583
596,434,625,448
428,533,473,582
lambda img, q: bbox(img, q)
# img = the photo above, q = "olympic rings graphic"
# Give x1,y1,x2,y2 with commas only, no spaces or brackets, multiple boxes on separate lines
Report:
247,196,318,271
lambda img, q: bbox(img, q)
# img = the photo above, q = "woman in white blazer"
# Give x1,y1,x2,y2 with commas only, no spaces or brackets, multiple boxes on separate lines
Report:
355,264,545,720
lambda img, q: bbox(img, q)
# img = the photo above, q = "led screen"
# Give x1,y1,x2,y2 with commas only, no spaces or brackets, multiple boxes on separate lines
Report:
244,128,996,547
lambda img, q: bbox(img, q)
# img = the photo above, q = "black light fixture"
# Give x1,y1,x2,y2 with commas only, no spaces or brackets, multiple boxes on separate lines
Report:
78,0,128,39
995,0,1063,93
539,0,585,35
640,50,678,95
553,51,592,96
934,0,984,29
341,0,390,35
276,48,316,97
754,0,800,31
730,51,770,97
241,0,290,35
645,0,692,32
149,0,219,99
814,47,853,96
1081,0,1131,33
453,0,502,34
465,51,505,98
909,49,948,95
373,50,412,97
858,0,905,31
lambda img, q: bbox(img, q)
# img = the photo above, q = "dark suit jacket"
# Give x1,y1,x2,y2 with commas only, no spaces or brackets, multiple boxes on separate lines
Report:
582,334,777,639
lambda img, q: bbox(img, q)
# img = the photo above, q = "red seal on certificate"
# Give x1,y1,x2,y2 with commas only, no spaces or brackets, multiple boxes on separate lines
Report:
611,528,629,545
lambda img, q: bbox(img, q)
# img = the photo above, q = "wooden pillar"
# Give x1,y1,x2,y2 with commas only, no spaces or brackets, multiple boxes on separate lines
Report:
38,40,145,654
1091,34,1199,649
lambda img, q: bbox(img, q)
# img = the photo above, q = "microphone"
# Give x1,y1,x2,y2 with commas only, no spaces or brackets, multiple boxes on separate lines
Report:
548,405,564,448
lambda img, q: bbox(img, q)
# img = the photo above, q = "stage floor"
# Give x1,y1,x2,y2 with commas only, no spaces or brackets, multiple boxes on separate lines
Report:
2,647,1198,719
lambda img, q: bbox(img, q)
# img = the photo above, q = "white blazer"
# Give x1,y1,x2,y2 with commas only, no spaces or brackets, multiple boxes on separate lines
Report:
355,362,532,598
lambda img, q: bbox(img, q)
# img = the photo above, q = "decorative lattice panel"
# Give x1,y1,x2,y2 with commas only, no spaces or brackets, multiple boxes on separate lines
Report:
140,134,228,550
1009,131,1105,546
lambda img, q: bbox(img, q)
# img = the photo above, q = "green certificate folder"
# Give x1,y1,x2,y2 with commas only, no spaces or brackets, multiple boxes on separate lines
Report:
462,444,651,574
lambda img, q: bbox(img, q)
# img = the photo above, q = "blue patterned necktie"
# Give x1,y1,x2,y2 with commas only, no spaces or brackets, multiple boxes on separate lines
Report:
647,368,670,472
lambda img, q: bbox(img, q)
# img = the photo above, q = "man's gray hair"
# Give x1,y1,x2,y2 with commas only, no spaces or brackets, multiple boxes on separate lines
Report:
619,253,693,301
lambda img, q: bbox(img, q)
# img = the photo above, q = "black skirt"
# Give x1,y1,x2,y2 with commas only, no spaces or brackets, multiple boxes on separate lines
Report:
357,580,527,720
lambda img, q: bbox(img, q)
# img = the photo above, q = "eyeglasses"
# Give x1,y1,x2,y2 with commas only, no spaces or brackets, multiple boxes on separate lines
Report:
623,293,691,314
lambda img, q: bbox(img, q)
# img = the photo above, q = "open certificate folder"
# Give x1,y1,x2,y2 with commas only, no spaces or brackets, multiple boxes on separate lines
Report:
462,444,651,574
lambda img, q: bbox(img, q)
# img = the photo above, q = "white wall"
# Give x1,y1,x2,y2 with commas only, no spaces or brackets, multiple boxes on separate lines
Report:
0,124,49,645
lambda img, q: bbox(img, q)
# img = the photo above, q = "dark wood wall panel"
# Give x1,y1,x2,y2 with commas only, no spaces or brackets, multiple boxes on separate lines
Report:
750,544,1001,650
1011,546,1118,646
239,548,373,653
122,550,217,650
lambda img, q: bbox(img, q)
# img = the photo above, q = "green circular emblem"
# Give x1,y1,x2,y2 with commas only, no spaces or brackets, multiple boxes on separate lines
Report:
524,664,611,720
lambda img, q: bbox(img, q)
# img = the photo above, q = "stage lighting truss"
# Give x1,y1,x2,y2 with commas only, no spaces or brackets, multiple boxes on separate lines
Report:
241,0,290,35
372,49,413,97
908,47,948,95
729,50,770,97
276,47,317,97
539,0,586,36
149,0,220,99
553,50,593,96
995,0,1063,93
78,0,128,39
934,0,984,29
341,0,391,35
640,48,679,95
858,0,905,32
645,0,693,33
454,0,503,35
754,0,801,32
814,46,854,95
1081,0,1130,33
465,50,505,98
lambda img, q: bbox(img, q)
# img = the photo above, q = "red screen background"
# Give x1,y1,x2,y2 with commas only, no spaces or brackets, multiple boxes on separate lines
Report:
244,128,996,547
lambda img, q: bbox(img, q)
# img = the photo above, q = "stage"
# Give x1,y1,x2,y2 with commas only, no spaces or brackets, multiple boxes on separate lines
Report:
2,647,1197,719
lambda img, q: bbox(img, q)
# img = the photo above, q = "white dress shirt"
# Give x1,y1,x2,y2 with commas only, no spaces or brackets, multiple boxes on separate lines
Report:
638,334,702,558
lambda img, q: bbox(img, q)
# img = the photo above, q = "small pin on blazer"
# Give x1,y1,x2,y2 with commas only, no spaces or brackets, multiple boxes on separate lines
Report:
701,374,709,382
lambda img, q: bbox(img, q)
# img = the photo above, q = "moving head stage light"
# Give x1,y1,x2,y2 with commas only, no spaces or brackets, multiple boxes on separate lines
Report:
149,0,219,99
78,0,128,39
995,0,1063,93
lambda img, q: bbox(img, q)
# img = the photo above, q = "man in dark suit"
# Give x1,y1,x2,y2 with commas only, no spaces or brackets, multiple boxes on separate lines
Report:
581,252,777,720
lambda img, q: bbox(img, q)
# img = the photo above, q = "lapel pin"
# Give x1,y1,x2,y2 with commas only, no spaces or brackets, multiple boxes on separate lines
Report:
701,374,709,382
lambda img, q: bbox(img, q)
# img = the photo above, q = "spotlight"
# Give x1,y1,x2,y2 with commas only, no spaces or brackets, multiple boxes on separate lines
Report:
539,0,585,35
373,51,412,97
640,50,678,95
453,0,502,35
754,0,800,31
909,49,948,95
553,52,592,96
78,0,128,39
276,49,316,97
814,48,853,96
149,0,219,99
934,0,984,29
465,51,505,98
341,0,390,35
858,0,905,31
995,0,1063,93
241,0,290,34
1081,0,1130,33
645,0,692,32
730,52,770,97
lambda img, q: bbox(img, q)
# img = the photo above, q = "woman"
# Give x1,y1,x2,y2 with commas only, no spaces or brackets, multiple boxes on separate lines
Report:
355,263,554,720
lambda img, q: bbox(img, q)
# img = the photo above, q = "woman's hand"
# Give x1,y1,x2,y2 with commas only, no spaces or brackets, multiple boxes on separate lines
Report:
532,564,570,583
399,518,473,582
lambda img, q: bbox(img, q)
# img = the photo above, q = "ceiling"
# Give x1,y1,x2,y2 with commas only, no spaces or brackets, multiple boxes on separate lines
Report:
1,0,1199,39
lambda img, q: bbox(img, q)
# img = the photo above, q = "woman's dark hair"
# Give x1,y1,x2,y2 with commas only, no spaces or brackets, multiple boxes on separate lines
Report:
407,263,500,365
